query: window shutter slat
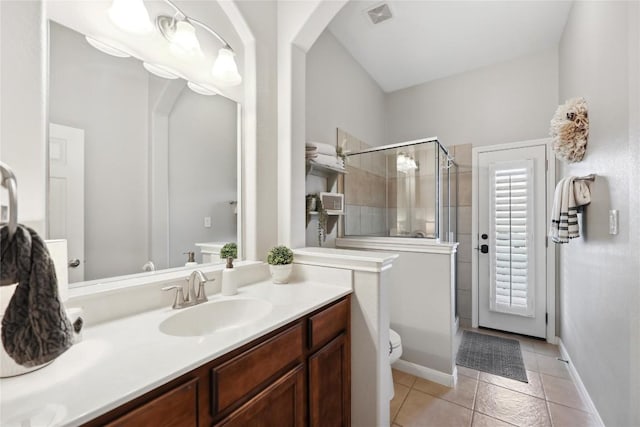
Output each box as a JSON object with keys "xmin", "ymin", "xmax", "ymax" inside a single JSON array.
[{"xmin": 489, "ymin": 161, "xmax": 535, "ymax": 317}]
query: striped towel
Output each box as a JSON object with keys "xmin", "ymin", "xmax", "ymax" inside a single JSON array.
[{"xmin": 549, "ymin": 178, "xmax": 580, "ymax": 243}]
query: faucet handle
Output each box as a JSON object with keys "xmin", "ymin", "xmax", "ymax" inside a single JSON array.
[
  {"xmin": 162, "ymin": 285, "xmax": 187, "ymax": 309},
  {"xmin": 195, "ymin": 277, "xmax": 215, "ymax": 303}
]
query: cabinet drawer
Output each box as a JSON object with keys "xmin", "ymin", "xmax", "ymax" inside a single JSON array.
[
  {"xmin": 212, "ymin": 324, "xmax": 303, "ymax": 414},
  {"xmin": 105, "ymin": 378, "xmax": 198, "ymax": 427},
  {"xmin": 215, "ymin": 365, "xmax": 305, "ymax": 427},
  {"xmin": 308, "ymin": 298, "xmax": 348, "ymax": 350}
]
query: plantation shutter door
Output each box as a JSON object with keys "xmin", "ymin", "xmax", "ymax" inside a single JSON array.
[{"xmin": 488, "ymin": 160, "xmax": 535, "ymax": 317}]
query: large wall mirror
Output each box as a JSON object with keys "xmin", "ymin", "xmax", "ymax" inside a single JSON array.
[{"xmin": 47, "ymin": 10, "xmax": 241, "ymax": 287}]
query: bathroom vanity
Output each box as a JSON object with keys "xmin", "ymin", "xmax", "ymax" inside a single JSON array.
[
  {"xmin": 86, "ymin": 296, "xmax": 350, "ymax": 426},
  {"xmin": 0, "ymin": 277, "xmax": 352, "ymax": 426}
]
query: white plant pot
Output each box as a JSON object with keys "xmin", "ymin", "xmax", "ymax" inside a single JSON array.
[{"xmin": 269, "ymin": 264, "xmax": 293, "ymax": 284}]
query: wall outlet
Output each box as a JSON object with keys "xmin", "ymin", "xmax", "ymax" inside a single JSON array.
[
  {"xmin": 204, "ymin": 216, "xmax": 212, "ymax": 228},
  {"xmin": 609, "ymin": 210, "xmax": 618, "ymax": 235}
]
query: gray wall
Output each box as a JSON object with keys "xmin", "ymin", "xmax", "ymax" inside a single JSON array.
[
  {"xmin": 385, "ymin": 48, "xmax": 559, "ymax": 147},
  {"xmin": 305, "ymin": 30, "xmax": 387, "ymax": 247},
  {"xmin": 558, "ymin": 2, "xmax": 640, "ymax": 425},
  {"xmin": 168, "ymin": 89, "xmax": 237, "ymax": 267},
  {"xmin": 49, "ymin": 22, "xmax": 149, "ymax": 280}
]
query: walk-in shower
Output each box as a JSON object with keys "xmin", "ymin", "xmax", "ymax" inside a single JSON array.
[{"xmin": 341, "ymin": 137, "xmax": 458, "ymax": 242}]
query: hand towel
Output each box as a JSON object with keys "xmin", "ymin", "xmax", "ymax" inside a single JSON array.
[
  {"xmin": 574, "ymin": 180, "xmax": 591, "ymax": 206},
  {"xmin": 0, "ymin": 225, "xmax": 73, "ymax": 367},
  {"xmin": 306, "ymin": 142, "xmax": 337, "ymax": 156},
  {"xmin": 549, "ymin": 177, "xmax": 580, "ymax": 243}
]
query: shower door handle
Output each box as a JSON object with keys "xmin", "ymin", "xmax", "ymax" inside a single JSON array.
[{"xmin": 480, "ymin": 245, "xmax": 489, "ymax": 254}]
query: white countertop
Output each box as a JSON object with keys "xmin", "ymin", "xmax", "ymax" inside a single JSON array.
[{"xmin": 0, "ymin": 279, "xmax": 351, "ymax": 426}]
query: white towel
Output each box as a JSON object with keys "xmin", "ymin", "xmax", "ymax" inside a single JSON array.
[
  {"xmin": 309, "ymin": 153, "xmax": 344, "ymax": 169},
  {"xmin": 549, "ymin": 177, "xmax": 580, "ymax": 243},
  {"xmin": 574, "ymin": 180, "xmax": 591, "ymax": 206},
  {"xmin": 306, "ymin": 142, "xmax": 336, "ymax": 156}
]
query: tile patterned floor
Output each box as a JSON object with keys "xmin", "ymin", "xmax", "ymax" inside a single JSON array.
[{"xmin": 390, "ymin": 329, "xmax": 600, "ymax": 427}]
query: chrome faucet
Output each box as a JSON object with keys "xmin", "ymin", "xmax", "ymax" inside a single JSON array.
[{"xmin": 162, "ymin": 270, "xmax": 214, "ymax": 309}]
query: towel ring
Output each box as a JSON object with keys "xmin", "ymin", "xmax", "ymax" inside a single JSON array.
[{"xmin": 0, "ymin": 161, "xmax": 18, "ymax": 240}]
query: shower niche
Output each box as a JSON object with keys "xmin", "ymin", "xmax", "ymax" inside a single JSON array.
[{"xmin": 341, "ymin": 137, "xmax": 458, "ymax": 242}]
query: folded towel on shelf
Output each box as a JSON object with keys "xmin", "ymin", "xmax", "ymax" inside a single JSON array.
[
  {"xmin": 306, "ymin": 141, "xmax": 337, "ymax": 156},
  {"xmin": 310, "ymin": 153, "xmax": 344, "ymax": 169},
  {"xmin": 0, "ymin": 225, "xmax": 73, "ymax": 367},
  {"xmin": 549, "ymin": 177, "xmax": 581, "ymax": 243}
]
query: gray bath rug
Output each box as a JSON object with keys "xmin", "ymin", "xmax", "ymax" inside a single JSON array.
[{"xmin": 456, "ymin": 330, "xmax": 528, "ymax": 383}]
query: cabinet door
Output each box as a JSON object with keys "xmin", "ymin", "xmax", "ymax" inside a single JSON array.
[
  {"xmin": 105, "ymin": 378, "xmax": 198, "ymax": 427},
  {"xmin": 308, "ymin": 334, "xmax": 350, "ymax": 427},
  {"xmin": 216, "ymin": 365, "xmax": 305, "ymax": 427}
]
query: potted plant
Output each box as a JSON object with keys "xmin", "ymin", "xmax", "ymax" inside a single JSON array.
[
  {"xmin": 316, "ymin": 198, "xmax": 328, "ymax": 247},
  {"xmin": 266, "ymin": 245, "xmax": 294, "ymax": 284},
  {"xmin": 220, "ymin": 242, "xmax": 237, "ymax": 264},
  {"xmin": 305, "ymin": 194, "xmax": 328, "ymax": 246}
]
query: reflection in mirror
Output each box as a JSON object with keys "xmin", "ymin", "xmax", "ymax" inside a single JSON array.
[{"xmin": 48, "ymin": 22, "xmax": 238, "ymax": 286}]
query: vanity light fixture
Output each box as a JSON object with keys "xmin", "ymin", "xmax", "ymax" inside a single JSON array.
[
  {"xmin": 397, "ymin": 153, "xmax": 418, "ymax": 173},
  {"xmin": 157, "ymin": 16, "xmax": 203, "ymax": 57},
  {"xmin": 156, "ymin": 0, "xmax": 242, "ymax": 86},
  {"xmin": 143, "ymin": 62, "xmax": 180, "ymax": 79},
  {"xmin": 211, "ymin": 47, "xmax": 242, "ymax": 86},
  {"xmin": 106, "ymin": 0, "xmax": 242, "ymax": 87},
  {"xmin": 108, "ymin": 0, "xmax": 153, "ymax": 35},
  {"xmin": 85, "ymin": 36, "xmax": 131, "ymax": 58},
  {"xmin": 187, "ymin": 81, "xmax": 219, "ymax": 96}
]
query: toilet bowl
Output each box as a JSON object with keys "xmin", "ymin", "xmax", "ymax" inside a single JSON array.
[{"xmin": 388, "ymin": 328, "xmax": 403, "ymax": 399}]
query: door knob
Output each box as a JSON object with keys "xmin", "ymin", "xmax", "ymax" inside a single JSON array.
[
  {"xmin": 68, "ymin": 259, "xmax": 81, "ymax": 268},
  {"xmin": 480, "ymin": 245, "xmax": 489, "ymax": 254}
]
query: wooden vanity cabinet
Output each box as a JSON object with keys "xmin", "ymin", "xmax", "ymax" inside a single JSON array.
[{"xmin": 85, "ymin": 295, "xmax": 350, "ymax": 427}]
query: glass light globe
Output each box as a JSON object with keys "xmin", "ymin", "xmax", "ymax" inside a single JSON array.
[
  {"xmin": 108, "ymin": 0, "xmax": 153, "ymax": 35},
  {"xmin": 211, "ymin": 48, "xmax": 242, "ymax": 86}
]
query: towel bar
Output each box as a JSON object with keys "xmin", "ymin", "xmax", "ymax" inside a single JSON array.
[
  {"xmin": 574, "ymin": 174, "xmax": 596, "ymax": 182},
  {"xmin": 0, "ymin": 161, "xmax": 18, "ymax": 240}
]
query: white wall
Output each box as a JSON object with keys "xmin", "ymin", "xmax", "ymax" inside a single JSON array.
[
  {"xmin": 558, "ymin": 2, "xmax": 640, "ymax": 426},
  {"xmin": 49, "ymin": 23, "xmax": 149, "ymax": 280},
  {"xmin": 0, "ymin": 0, "xmax": 46, "ymax": 233},
  {"xmin": 306, "ymin": 30, "xmax": 386, "ymax": 150},
  {"xmin": 305, "ymin": 30, "xmax": 386, "ymax": 247},
  {"xmin": 386, "ymin": 48, "xmax": 559, "ymax": 148},
  {"xmin": 235, "ymin": 0, "xmax": 278, "ymax": 259},
  {"xmin": 168, "ymin": 89, "xmax": 237, "ymax": 267}
]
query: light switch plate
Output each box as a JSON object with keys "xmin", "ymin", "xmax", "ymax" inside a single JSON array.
[
  {"xmin": 204, "ymin": 216, "xmax": 212, "ymax": 228},
  {"xmin": 609, "ymin": 210, "xmax": 618, "ymax": 235}
]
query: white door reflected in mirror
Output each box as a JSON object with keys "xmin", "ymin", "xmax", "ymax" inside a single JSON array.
[{"xmin": 49, "ymin": 123, "xmax": 85, "ymax": 283}]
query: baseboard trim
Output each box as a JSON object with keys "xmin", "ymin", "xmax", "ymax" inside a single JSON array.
[
  {"xmin": 392, "ymin": 359, "xmax": 455, "ymax": 387},
  {"xmin": 558, "ymin": 339, "xmax": 605, "ymax": 427}
]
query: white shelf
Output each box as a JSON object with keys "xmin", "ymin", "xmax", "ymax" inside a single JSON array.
[{"xmin": 306, "ymin": 161, "xmax": 345, "ymax": 177}]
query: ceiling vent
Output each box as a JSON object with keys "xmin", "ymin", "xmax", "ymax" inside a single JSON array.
[{"xmin": 366, "ymin": 3, "xmax": 393, "ymax": 25}]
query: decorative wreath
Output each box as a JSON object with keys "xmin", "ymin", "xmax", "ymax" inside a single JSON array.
[{"xmin": 549, "ymin": 97, "xmax": 589, "ymax": 163}]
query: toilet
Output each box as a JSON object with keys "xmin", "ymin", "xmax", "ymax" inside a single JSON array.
[{"xmin": 388, "ymin": 328, "xmax": 403, "ymax": 399}]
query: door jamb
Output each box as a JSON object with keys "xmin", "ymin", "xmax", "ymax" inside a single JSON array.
[{"xmin": 471, "ymin": 138, "xmax": 557, "ymax": 343}]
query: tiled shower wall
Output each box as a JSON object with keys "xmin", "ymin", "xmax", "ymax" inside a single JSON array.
[
  {"xmin": 451, "ymin": 144, "xmax": 472, "ymax": 327},
  {"xmin": 341, "ymin": 129, "xmax": 387, "ymax": 236}
]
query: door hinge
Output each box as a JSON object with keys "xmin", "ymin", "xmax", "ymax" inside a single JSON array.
[
  {"xmin": 545, "ymin": 236, "xmax": 548, "ymax": 247},
  {"xmin": 546, "ymin": 159, "xmax": 549, "ymax": 171},
  {"xmin": 545, "ymin": 313, "xmax": 548, "ymax": 324}
]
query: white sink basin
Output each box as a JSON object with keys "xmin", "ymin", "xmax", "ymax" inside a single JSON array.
[{"xmin": 159, "ymin": 298, "xmax": 273, "ymax": 337}]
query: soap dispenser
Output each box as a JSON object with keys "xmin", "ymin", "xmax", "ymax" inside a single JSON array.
[
  {"xmin": 184, "ymin": 251, "xmax": 197, "ymax": 267},
  {"xmin": 221, "ymin": 257, "xmax": 238, "ymax": 296}
]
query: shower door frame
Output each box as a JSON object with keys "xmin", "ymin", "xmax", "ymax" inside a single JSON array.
[{"xmin": 338, "ymin": 137, "xmax": 454, "ymax": 241}]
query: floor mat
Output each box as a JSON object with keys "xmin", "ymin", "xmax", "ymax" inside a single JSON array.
[{"xmin": 456, "ymin": 330, "xmax": 528, "ymax": 383}]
